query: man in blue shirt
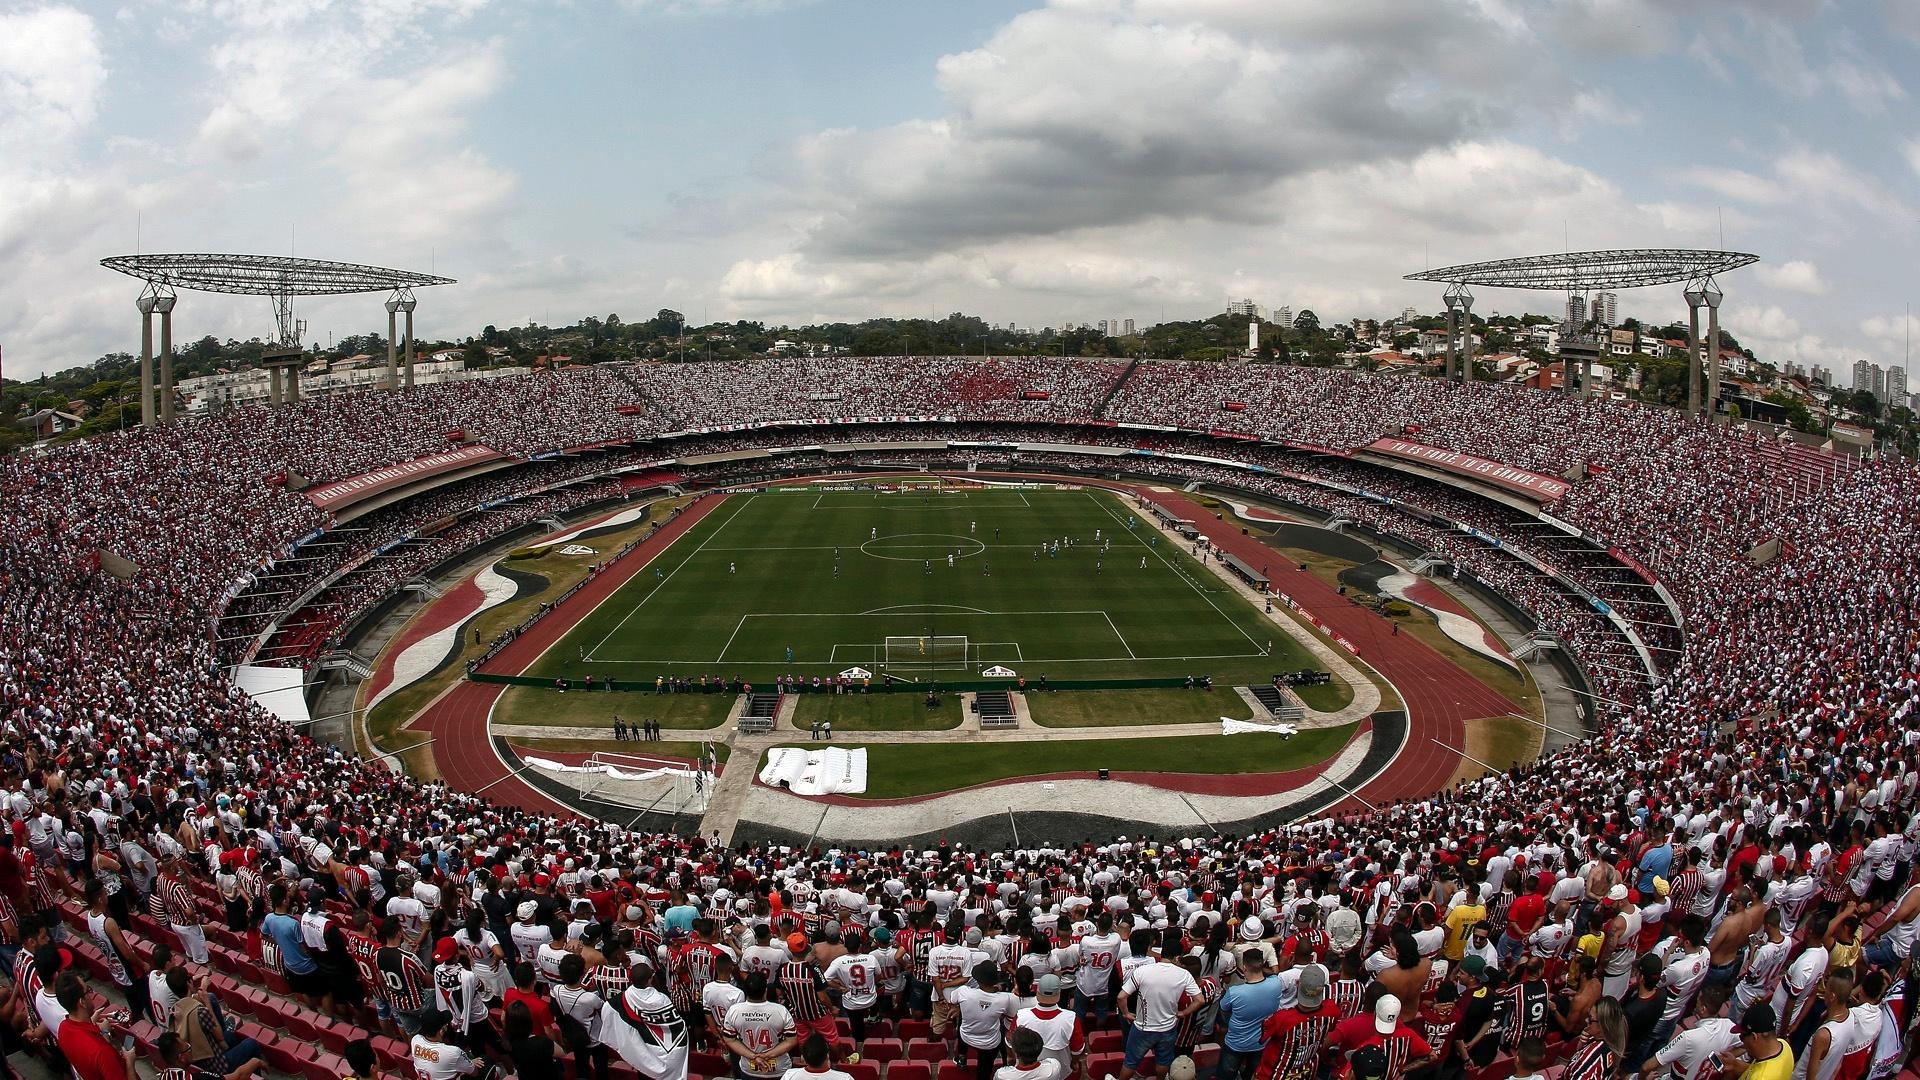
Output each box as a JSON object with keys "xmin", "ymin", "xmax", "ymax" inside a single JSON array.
[
  {"xmin": 1215, "ymin": 950, "xmax": 1283, "ymax": 1080},
  {"xmin": 260, "ymin": 883, "xmax": 326, "ymax": 1004},
  {"xmin": 1637, "ymin": 830, "xmax": 1676, "ymax": 895}
]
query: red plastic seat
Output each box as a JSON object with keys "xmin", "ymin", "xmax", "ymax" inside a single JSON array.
[
  {"xmin": 373, "ymin": 1036, "xmax": 411, "ymax": 1071},
  {"xmin": 906, "ymin": 1041, "xmax": 949, "ymax": 1063},
  {"xmin": 864, "ymin": 1039, "xmax": 905, "ymax": 1063},
  {"xmin": 886, "ymin": 1062, "xmax": 932, "ymax": 1080},
  {"xmin": 847, "ymin": 1064, "xmax": 880, "ymax": 1080},
  {"xmin": 934, "ymin": 1061, "xmax": 970, "ymax": 1080},
  {"xmin": 305, "ymin": 1055, "xmax": 350, "ymax": 1080},
  {"xmin": 688, "ymin": 1051, "xmax": 730, "ymax": 1079},
  {"xmin": 896, "ymin": 1020, "xmax": 932, "ymax": 1041},
  {"xmin": 1089, "ymin": 1030, "xmax": 1123, "ymax": 1054}
]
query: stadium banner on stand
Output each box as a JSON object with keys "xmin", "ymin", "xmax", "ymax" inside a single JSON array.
[
  {"xmin": 758, "ymin": 747, "xmax": 868, "ymax": 796},
  {"xmin": 233, "ymin": 665, "xmax": 311, "ymax": 727},
  {"xmin": 1363, "ymin": 438, "xmax": 1572, "ymax": 502},
  {"xmin": 1535, "ymin": 510, "xmax": 1580, "ymax": 535},
  {"xmin": 305, "ymin": 444, "xmax": 503, "ymax": 510}
]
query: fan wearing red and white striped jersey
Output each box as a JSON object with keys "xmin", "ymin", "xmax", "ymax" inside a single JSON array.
[{"xmin": 775, "ymin": 936, "xmax": 837, "ymax": 1043}]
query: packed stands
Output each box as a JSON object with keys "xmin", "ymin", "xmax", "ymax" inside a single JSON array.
[{"xmin": 1, "ymin": 358, "xmax": 1916, "ymax": 1080}]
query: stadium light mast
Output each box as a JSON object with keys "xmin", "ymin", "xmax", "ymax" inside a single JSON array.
[
  {"xmin": 101, "ymin": 253, "xmax": 454, "ymax": 424},
  {"xmin": 1408, "ymin": 248, "xmax": 1756, "ymax": 413}
]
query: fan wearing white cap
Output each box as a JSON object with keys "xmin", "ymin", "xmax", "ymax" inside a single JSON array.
[{"xmin": 1323, "ymin": 994, "xmax": 1435, "ymax": 1080}]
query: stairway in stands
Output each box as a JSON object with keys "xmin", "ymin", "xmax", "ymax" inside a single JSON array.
[
  {"xmin": 610, "ymin": 363, "xmax": 680, "ymax": 427},
  {"xmin": 1092, "ymin": 357, "xmax": 1141, "ymax": 419}
]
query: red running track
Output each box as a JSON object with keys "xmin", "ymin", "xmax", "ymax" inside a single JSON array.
[
  {"xmin": 411, "ymin": 495, "xmax": 730, "ymax": 817},
  {"xmin": 361, "ymin": 575, "xmax": 487, "ymax": 705},
  {"xmin": 1144, "ymin": 489, "xmax": 1522, "ymax": 811}
]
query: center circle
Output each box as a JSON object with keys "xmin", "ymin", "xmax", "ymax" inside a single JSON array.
[{"xmin": 860, "ymin": 533, "xmax": 987, "ymax": 562}]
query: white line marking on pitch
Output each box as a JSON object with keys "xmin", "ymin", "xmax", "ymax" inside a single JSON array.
[
  {"xmin": 587, "ymin": 494, "xmax": 755, "ymax": 658},
  {"xmin": 1086, "ymin": 491, "xmax": 1265, "ymax": 651},
  {"xmin": 1100, "ymin": 610, "xmax": 1139, "ymax": 659}
]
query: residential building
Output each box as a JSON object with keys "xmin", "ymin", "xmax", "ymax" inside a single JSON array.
[
  {"xmin": 1854, "ymin": 358, "xmax": 1878, "ymax": 395},
  {"xmin": 1273, "ymin": 306, "xmax": 1293, "ymax": 329},
  {"xmin": 1888, "ymin": 367, "xmax": 1908, "ymax": 406},
  {"xmin": 1123, "ymin": 319, "xmax": 1135, "ymax": 336},
  {"xmin": 1592, "ymin": 291, "xmax": 1618, "ymax": 328},
  {"xmin": 1226, "ymin": 298, "xmax": 1261, "ymax": 318},
  {"xmin": 1565, "ymin": 294, "xmax": 1586, "ymax": 328}
]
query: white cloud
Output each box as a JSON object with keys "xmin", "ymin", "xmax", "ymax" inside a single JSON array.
[
  {"xmin": 1861, "ymin": 313, "xmax": 1920, "ymax": 344},
  {"xmin": 1677, "ymin": 167, "xmax": 1784, "ymax": 205},
  {"xmin": 1755, "ymin": 260, "xmax": 1827, "ymax": 294},
  {"xmin": 1905, "ymin": 140, "xmax": 1920, "ymax": 180},
  {"xmin": 0, "ymin": 6, "xmax": 105, "ymax": 155},
  {"xmin": 754, "ymin": 0, "xmax": 1563, "ymax": 268}
]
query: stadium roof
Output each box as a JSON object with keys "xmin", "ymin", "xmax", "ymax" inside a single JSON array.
[
  {"xmin": 99, "ymin": 253, "xmax": 454, "ymax": 295},
  {"xmin": 1405, "ymin": 248, "xmax": 1758, "ymax": 290}
]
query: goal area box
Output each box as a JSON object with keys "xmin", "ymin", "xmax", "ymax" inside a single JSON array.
[{"xmin": 885, "ymin": 635, "xmax": 969, "ymax": 670}]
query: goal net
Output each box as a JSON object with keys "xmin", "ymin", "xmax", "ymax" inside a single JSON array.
[{"xmin": 884, "ymin": 635, "xmax": 970, "ymax": 670}]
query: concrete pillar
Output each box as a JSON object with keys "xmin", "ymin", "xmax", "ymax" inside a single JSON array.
[
  {"xmin": 1683, "ymin": 284, "xmax": 1704, "ymax": 416},
  {"xmin": 402, "ymin": 301, "xmax": 417, "ymax": 389},
  {"xmin": 136, "ymin": 295, "xmax": 157, "ymax": 427},
  {"xmin": 287, "ymin": 366, "xmax": 301, "ymax": 403},
  {"xmin": 155, "ymin": 296, "xmax": 177, "ymax": 424},
  {"xmin": 385, "ymin": 302, "xmax": 400, "ymax": 390},
  {"xmin": 1581, "ymin": 352, "xmax": 1593, "ymax": 400},
  {"xmin": 1704, "ymin": 281, "xmax": 1724, "ymax": 419},
  {"xmin": 1441, "ymin": 292, "xmax": 1457, "ymax": 380},
  {"xmin": 269, "ymin": 367, "xmax": 282, "ymax": 406},
  {"xmin": 1459, "ymin": 296, "xmax": 1475, "ymax": 384}
]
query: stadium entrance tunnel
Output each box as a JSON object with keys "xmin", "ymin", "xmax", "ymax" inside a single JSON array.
[{"xmin": 859, "ymin": 533, "xmax": 986, "ymax": 562}]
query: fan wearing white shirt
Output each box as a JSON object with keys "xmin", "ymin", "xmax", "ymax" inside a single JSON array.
[{"xmin": 1638, "ymin": 983, "xmax": 1738, "ymax": 1080}]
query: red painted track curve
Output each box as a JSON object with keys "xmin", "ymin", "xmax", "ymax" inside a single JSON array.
[
  {"xmin": 1141, "ymin": 488, "xmax": 1522, "ymax": 811},
  {"xmin": 411, "ymin": 495, "xmax": 728, "ymax": 816}
]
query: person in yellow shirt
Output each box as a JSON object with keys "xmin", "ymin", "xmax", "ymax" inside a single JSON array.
[
  {"xmin": 1732, "ymin": 1002, "xmax": 1794, "ymax": 1080},
  {"xmin": 1443, "ymin": 883, "xmax": 1489, "ymax": 962}
]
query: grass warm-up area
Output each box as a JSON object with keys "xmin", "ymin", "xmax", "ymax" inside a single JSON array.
[
  {"xmin": 1026, "ymin": 688, "xmax": 1251, "ymax": 727},
  {"xmin": 822, "ymin": 724, "xmax": 1360, "ymax": 800},
  {"xmin": 494, "ymin": 685, "xmax": 734, "ymax": 730},
  {"xmin": 531, "ymin": 485, "xmax": 1333, "ymax": 686},
  {"xmin": 790, "ymin": 693, "xmax": 964, "ymax": 731},
  {"xmin": 516, "ymin": 738, "xmax": 731, "ymax": 764}
]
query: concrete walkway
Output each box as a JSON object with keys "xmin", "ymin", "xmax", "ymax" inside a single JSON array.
[{"xmin": 728, "ymin": 727, "xmax": 1377, "ymax": 846}]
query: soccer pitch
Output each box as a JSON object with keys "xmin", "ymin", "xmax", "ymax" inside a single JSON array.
[{"xmin": 526, "ymin": 486, "xmax": 1323, "ymax": 683}]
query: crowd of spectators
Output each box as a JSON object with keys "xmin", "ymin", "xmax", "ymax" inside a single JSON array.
[{"xmin": 0, "ymin": 360, "xmax": 1915, "ymax": 1080}]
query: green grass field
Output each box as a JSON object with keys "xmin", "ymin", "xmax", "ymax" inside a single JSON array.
[
  {"xmin": 833, "ymin": 724, "xmax": 1360, "ymax": 799},
  {"xmin": 527, "ymin": 485, "xmax": 1331, "ymax": 687}
]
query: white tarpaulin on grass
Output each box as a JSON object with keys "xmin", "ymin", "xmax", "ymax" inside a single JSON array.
[
  {"xmin": 525, "ymin": 757, "xmax": 698, "ymax": 782},
  {"xmin": 759, "ymin": 747, "xmax": 868, "ymax": 795},
  {"xmin": 234, "ymin": 665, "xmax": 311, "ymax": 727},
  {"xmin": 1222, "ymin": 717, "xmax": 1297, "ymax": 738}
]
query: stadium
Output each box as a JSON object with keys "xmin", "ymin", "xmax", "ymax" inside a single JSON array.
[{"xmin": 5, "ymin": 343, "xmax": 1915, "ymax": 1076}]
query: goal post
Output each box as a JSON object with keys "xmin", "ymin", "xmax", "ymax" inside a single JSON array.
[{"xmin": 884, "ymin": 634, "xmax": 969, "ymax": 670}]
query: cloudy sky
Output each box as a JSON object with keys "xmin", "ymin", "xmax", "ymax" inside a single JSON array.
[{"xmin": 2, "ymin": 0, "xmax": 1917, "ymax": 383}]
